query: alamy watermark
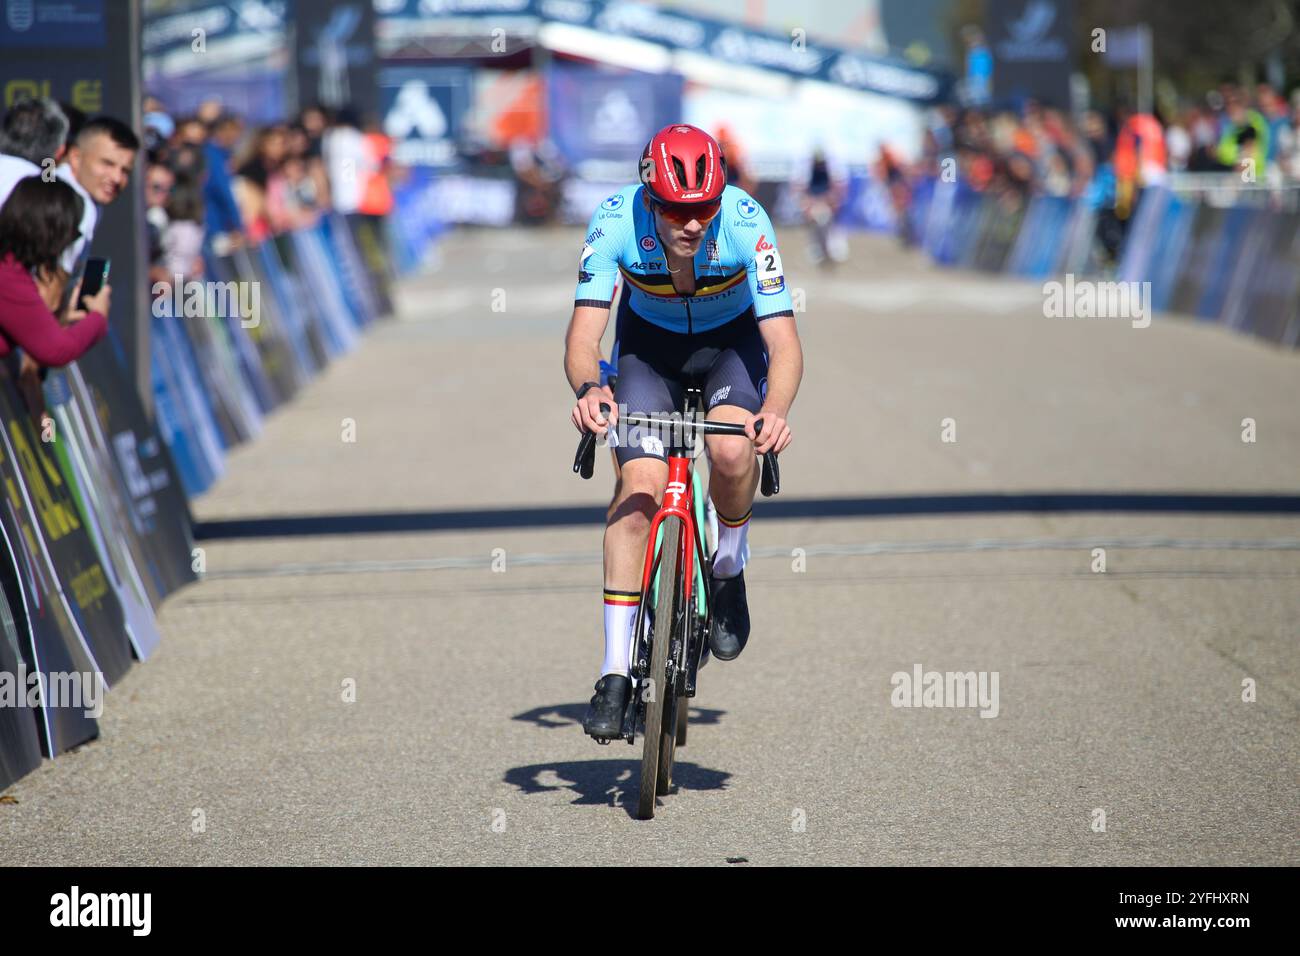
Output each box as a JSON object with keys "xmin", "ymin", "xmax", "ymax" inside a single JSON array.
[
  {"xmin": 602, "ymin": 403, "xmax": 709, "ymax": 459},
  {"xmin": 1043, "ymin": 274, "xmax": 1151, "ymax": 328},
  {"xmin": 890, "ymin": 664, "xmax": 1000, "ymax": 718},
  {"xmin": 0, "ymin": 664, "xmax": 104, "ymax": 718},
  {"xmin": 151, "ymin": 275, "xmax": 260, "ymax": 327},
  {"xmin": 50, "ymin": 886, "xmax": 151, "ymax": 936}
]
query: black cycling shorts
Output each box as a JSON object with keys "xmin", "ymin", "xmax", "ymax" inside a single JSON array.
[{"xmin": 610, "ymin": 297, "xmax": 768, "ymax": 467}]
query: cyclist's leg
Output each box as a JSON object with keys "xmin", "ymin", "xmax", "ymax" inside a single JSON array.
[
  {"xmin": 598, "ymin": 347, "xmax": 678, "ymax": 678},
  {"xmin": 602, "ymin": 286, "xmax": 627, "ymax": 516},
  {"xmin": 700, "ymin": 315, "xmax": 766, "ymax": 577}
]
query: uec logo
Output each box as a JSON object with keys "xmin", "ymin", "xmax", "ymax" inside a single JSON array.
[{"xmin": 736, "ymin": 198, "xmax": 758, "ymax": 219}]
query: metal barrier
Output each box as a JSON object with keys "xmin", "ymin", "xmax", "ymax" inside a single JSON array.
[
  {"xmin": 909, "ymin": 176, "xmax": 1300, "ymax": 349},
  {"xmin": 0, "ymin": 215, "xmax": 393, "ymax": 792}
]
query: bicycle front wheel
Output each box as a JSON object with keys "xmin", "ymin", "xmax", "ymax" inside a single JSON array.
[{"xmin": 637, "ymin": 516, "xmax": 682, "ymax": 820}]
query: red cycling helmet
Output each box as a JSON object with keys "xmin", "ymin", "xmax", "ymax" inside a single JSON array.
[{"xmin": 640, "ymin": 124, "xmax": 726, "ymax": 207}]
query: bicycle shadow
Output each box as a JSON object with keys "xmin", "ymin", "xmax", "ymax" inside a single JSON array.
[
  {"xmin": 512, "ymin": 703, "xmax": 728, "ymax": 731},
  {"xmin": 503, "ymin": 759, "xmax": 731, "ymax": 816}
]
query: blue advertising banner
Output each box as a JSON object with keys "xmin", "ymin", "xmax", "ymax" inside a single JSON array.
[
  {"xmin": 295, "ymin": 0, "xmax": 378, "ymax": 115},
  {"xmin": 986, "ymin": 0, "xmax": 1075, "ymax": 109},
  {"xmin": 0, "ymin": 0, "xmax": 105, "ymax": 47},
  {"xmin": 379, "ymin": 65, "xmax": 472, "ymax": 169},
  {"xmin": 547, "ymin": 60, "xmax": 682, "ymax": 167},
  {"xmin": 837, "ymin": 173, "xmax": 898, "ymax": 233}
]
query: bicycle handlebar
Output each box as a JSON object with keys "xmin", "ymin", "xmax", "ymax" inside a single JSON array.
[{"xmin": 572, "ymin": 405, "xmax": 781, "ymax": 496}]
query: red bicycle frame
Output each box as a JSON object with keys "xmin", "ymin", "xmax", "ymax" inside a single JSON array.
[{"xmin": 637, "ymin": 453, "xmax": 696, "ymax": 615}]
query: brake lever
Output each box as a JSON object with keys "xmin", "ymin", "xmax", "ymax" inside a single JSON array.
[
  {"xmin": 761, "ymin": 450, "xmax": 780, "ymax": 497},
  {"xmin": 572, "ymin": 403, "xmax": 611, "ymax": 479},
  {"xmin": 753, "ymin": 416, "xmax": 780, "ymax": 497}
]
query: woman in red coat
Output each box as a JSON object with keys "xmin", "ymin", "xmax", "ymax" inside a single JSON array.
[{"xmin": 0, "ymin": 176, "xmax": 110, "ymax": 367}]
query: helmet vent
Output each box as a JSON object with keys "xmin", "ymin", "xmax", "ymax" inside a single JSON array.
[{"xmin": 671, "ymin": 156, "xmax": 688, "ymax": 188}]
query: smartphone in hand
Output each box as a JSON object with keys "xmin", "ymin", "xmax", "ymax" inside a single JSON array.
[{"xmin": 78, "ymin": 258, "xmax": 110, "ymax": 309}]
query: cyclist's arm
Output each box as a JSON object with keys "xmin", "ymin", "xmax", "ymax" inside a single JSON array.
[
  {"xmin": 739, "ymin": 202, "xmax": 801, "ymax": 432},
  {"xmin": 565, "ymin": 202, "xmax": 625, "ymax": 395},
  {"xmin": 564, "ymin": 304, "xmax": 611, "ymax": 395},
  {"xmin": 757, "ymin": 315, "xmax": 802, "ymax": 418}
]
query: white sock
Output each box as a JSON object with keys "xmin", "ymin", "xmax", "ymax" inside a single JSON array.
[
  {"xmin": 601, "ymin": 589, "xmax": 640, "ymax": 677},
  {"xmin": 712, "ymin": 507, "xmax": 751, "ymax": 578}
]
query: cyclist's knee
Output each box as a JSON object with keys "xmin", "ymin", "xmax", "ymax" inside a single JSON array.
[
  {"xmin": 610, "ymin": 459, "xmax": 665, "ymax": 516},
  {"xmin": 706, "ymin": 435, "xmax": 754, "ymax": 479}
]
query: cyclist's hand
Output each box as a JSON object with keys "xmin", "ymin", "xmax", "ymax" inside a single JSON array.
[
  {"xmin": 572, "ymin": 385, "xmax": 617, "ymax": 434},
  {"xmin": 747, "ymin": 409, "xmax": 791, "ymax": 455}
]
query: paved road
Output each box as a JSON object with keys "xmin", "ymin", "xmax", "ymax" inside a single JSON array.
[{"xmin": 2, "ymin": 228, "xmax": 1297, "ymax": 865}]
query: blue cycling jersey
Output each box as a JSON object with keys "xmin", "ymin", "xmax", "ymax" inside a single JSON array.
[{"xmin": 575, "ymin": 183, "xmax": 795, "ymax": 334}]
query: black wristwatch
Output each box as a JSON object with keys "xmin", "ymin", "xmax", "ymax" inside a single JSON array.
[{"xmin": 575, "ymin": 381, "xmax": 600, "ymax": 400}]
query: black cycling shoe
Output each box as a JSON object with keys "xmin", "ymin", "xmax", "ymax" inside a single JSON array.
[
  {"xmin": 582, "ymin": 674, "xmax": 631, "ymax": 739},
  {"xmin": 708, "ymin": 570, "xmax": 750, "ymax": 661}
]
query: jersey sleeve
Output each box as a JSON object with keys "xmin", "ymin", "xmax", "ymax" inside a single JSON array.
[
  {"xmin": 744, "ymin": 203, "xmax": 794, "ymax": 320},
  {"xmin": 573, "ymin": 197, "xmax": 629, "ymax": 308}
]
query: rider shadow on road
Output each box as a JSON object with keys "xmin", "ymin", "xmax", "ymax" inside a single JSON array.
[
  {"xmin": 512, "ymin": 703, "xmax": 727, "ymax": 731},
  {"xmin": 504, "ymin": 760, "xmax": 731, "ymax": 816}
]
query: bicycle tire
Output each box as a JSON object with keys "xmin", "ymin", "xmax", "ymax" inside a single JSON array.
[{"xmin": 637, "ymin": 516, "xmax": 682, "ymax": 819}]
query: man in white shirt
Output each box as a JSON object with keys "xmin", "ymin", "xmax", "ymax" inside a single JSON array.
[
  {"xmin": 0, "ymin": 97, "xmax": 69, "ymax": 208},
  {"xmin": 56, "ymin": 115, "xmax": 140, "ymax": 278},
  {"xmin": 323, "ymin": 109, "xmax": 367, "ymax": 214}
]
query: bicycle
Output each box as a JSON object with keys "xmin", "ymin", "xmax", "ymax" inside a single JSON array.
[{"xmin": 573, "ymin": 385, "xmax": 780, "ymax": 819}]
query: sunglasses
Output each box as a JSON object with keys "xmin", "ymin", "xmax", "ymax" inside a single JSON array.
[{"xmin": 650, "ymin": 196, "xmax": 722, "ymax": 226}]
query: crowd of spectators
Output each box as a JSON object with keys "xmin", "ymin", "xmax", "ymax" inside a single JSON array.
[
  {"xmin": 0, "ymin": 94, "xmax": 397, "ymax": 392},
  {"xmin": 141, "ymin": 98, "xmax": 395, "ymax": 277},
  {"xmin": 880, "ymin": 81, "xmax": 1300, "ymax": 264}
]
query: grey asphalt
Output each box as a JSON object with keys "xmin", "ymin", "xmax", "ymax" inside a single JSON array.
[{"xmin": 1, "ymin": 227, "xmax": 1297, "ymax": 865}]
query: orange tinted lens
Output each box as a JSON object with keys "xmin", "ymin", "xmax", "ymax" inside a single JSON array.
[{"xmin": 658, "ymin": 200, "xmax": 721, "ymax": 224}]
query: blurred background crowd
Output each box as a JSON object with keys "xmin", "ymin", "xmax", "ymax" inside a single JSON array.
[{"xmin": 1, "ymin": 0, "xmax": 1298, "ymax": 343}]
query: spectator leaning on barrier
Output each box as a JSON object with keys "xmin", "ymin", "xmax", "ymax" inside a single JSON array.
[
  {"xmin": 201, "ymin": 113, "xmax": 247, "ymax": 254},
  {"xmin": 358, "ymin": 116, "xmax": 395, "ymax": 219},
  {"xmin": 1216, "ymin": 87, "xmax": 1269, "ymax": 170},
  {"xmin": 324, "ymin": 108, "xmax": 368, "ymax": 215},
  {"xmin": 145, "ymin": 160, "xmax": 175, "ymax": 285},
  {"xmin": 234, "ymin": 123, "xmax": 289, "ymax": 242},
  {"xmin": 162, "ymin": 173, "xmax": 206, "ymax": 280},
  {"xmin": 57, "ymin": 116, "xmax": 140, "ymax": 279},
  {"xmin": 0, "ymin": 177, "xmax": 110, "ymax": 368},
  {"xmin": 0, "ymin": 98, "xmax": 69, "ymax": 206}
]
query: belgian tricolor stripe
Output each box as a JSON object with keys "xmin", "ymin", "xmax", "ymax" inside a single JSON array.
[
  {"xmin": 604, "ymin": 589, "xmax": 641, "ymax": 606},
  {"xmin": 618, "ymin": 265, "xmax": 746, "ymax": 298},
  {"xmin": 717, "ymin": 508, "xmax": 752, "ymax": 528}
]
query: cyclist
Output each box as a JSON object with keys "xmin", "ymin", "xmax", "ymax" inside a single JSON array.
[{"xmin": 564, "ymin": 124, "xmax": 803, "ymax": 739}]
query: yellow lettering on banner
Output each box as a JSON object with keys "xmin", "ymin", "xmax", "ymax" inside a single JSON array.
[
  {"xmin": 3, "ymin": 79, "xmax": 99, "ymax": 112},
  {"xmin": 71, "ymin": 80, "xmax": 102, "ymax": 114},
  {"xmin": 3, "ymin": 475, "xmax": 22, "ymax": 515},
  {"xmin": 9, "ymin": 421, "xmax": 79, "ymax": 541},
  {"xmin": 5, "ymin": 80, "xmax": 51, "ymax": 107},
  {"xmin": 70, "ymin": 565, "xmax": 108, "ymax": 610}
]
